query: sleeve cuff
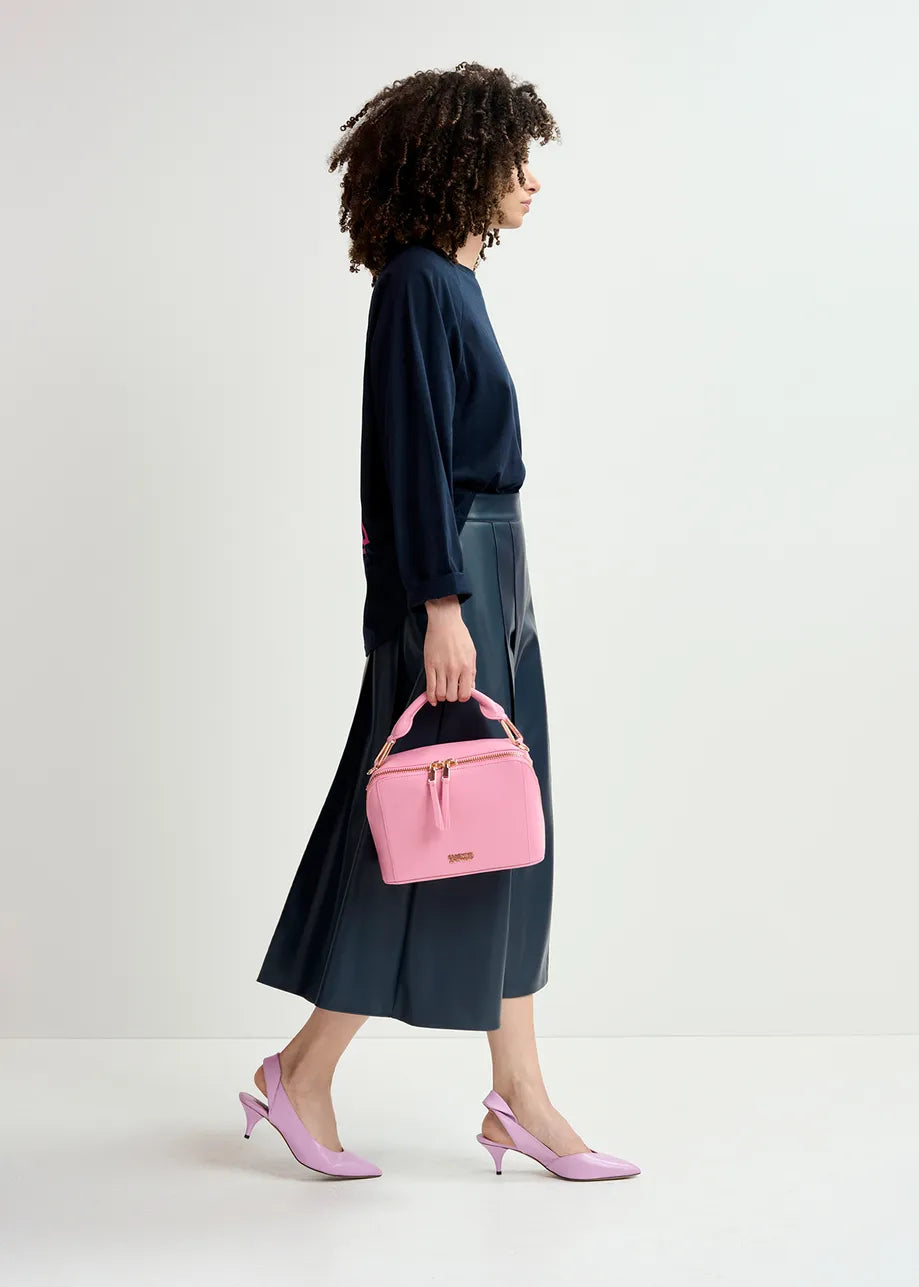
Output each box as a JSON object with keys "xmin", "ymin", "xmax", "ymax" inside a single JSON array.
[{"xmin": 407, "ymin": 571, "xmax": 473, "ymax": 610}]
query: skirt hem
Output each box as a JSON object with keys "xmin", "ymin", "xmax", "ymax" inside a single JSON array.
[{"xmin": 255, "ymin": 970, "xmax": 550, "ymax": 1033}]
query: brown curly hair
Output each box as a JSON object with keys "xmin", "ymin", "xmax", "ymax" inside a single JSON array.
[{"xmin": 327, "ymin": 61, "xmax": 561, "ymax": 281}]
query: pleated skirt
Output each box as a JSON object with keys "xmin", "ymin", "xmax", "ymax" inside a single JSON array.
[{"xmin": 255, "ymin": 490, "xmax": 554, "ymax": 1031}]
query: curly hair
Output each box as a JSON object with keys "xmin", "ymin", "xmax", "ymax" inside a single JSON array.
[{"xmin": 327, "ymin": 61, "xmax": 561, "ymax": 281}]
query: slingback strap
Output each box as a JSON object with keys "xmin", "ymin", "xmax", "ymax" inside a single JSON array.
[
  {"xmin": 482, "ymin": 1089, "xmax": 560, "ymax": 1168},
  {"xmin": 263, "ymin": 1052, "xmax": 282, "ymax": 1112}
]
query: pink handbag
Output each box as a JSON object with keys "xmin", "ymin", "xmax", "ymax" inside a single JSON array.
[{"xmin": 365, "ymin": 687, "xmax": 546, "ymax": 885}]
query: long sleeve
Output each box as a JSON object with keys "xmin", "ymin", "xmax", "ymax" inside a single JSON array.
[{"xmin": 367, "ymin": 265, "xmax": 472, "ymax": 610}]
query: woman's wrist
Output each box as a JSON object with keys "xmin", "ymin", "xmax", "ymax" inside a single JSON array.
[{"xmin": 425, "ymin": 594, "xmax": 461, "ymax": 615}]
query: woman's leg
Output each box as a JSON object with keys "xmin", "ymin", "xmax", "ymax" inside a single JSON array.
[
  {"xmin": 254, "ymin": 1006, "xmax": 369, "ymax": 1152},
  {"xmin": 482, "ymin": 994, "xmax": 590, "ymax": 1156}
]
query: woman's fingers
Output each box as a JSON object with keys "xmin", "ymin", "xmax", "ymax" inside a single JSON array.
[
  {"xmin": 425, "ymin": 661, "xmax": 476, "ymax": 704},
  {"xmin": 457, "ymin": 666, "xmax": 475, "ymax": 702},
  {"xmin": 423, "ymin": 601, "xmax": 476, "ymax": 704}
]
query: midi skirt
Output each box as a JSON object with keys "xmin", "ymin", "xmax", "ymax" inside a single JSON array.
[{"xmin": 255, "ymin": 491, "xmax": 554, "ymax": 1031}]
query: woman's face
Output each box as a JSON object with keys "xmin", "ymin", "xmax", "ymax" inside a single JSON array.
[{"xmin": 494, "ymin": 156, "xmax": 540, "ymax": 229}]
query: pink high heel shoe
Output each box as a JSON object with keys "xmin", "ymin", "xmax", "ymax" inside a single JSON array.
[
  {"xmin": 476, "ymin": 1089, "xmax": 641, "ymax": 1181},
  {"xmin": 238, "ymin": 1052, "xmax": 382, "ymax": 1179}
]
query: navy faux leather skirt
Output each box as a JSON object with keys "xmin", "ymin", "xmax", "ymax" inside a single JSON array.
[{"xmin": 255, "ymin": 491, "xmax": 554, "ymax": 1031}]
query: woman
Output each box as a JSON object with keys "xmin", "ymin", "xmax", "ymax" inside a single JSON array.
[{"xmin": 240, "ymin": 62, "xmax": 640, "ymax": 1183}]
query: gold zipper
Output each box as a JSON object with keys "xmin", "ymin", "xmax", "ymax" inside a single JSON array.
[{"xmin": 366, "ymin": 746, "xmax": 530, "ymax": 786}]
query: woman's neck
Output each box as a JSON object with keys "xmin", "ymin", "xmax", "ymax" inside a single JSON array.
[{"xmin": 454, "ymin": 231, "xmax": 485, "ymax": 272}]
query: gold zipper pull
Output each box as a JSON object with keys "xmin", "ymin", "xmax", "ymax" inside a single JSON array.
[{"xmin": 442, "ymin": 758, "xmax": 457, "ymax": 780}]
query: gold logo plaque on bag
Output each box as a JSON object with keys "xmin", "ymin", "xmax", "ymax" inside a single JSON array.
[{"xmin": 448, "ymin": 851, "xmax": 475, "ymax": 863}]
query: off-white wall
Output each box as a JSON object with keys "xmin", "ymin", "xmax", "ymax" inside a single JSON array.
[{"xmin": 1, "ymin": 1, "xmax": 916, "ymax": 1038}]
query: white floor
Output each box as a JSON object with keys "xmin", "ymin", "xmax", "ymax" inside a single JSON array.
[{"xmin": 1, "ymin": 1036, "xmax": 916, "ymax": 1286}]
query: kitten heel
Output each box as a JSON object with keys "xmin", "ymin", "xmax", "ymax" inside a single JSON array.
[
  {"xmin": 239, "ymin": 1090, "xmax": 268, "ymax": 1139},
  {"xmin": 476, "ymin": 1133, "xmax": 510, "ymax": 1174}
]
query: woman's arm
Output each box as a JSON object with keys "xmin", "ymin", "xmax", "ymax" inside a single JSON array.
[{"xmin": 368, "ymin": 265, "xmax": 476, "ymax": 703}]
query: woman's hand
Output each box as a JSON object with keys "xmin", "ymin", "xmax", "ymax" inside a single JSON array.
[{"xmin": 423, "ymin": 596, "xmax": 476, "ymax": 704}]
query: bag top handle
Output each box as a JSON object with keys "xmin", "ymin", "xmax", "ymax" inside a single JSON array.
[
  {"xmin": 368, "ymin": 687, "xmax": 525, "ymax": 774},
  {"xmin": 391, "ymin": 687, "xmax": 505, "ymax": 740}
]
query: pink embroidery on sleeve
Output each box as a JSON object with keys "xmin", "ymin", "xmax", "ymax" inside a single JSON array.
[{"xmin": 361, "ymin": 521, "xmax": 369, "ymax": 549}]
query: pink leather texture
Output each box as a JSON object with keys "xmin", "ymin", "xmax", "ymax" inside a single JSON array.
[
  {"xmin": 238, "ymin": 1053, "xmax": 382, "ymax": 1178},
  {"xmin": 366, "ymin": 688, "xmax": 545, "ymax": 885},
  {"xmin": 478, "ymin": 1089, "xmax": 641, "ymax": 1180},
  {"xmin": 390, "ymin": 687, "xmax": 507, "ymax": 740}
]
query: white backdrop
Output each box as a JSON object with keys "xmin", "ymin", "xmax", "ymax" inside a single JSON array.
[{"xmin": 1, "ymin": 0, "xmax": 916, "ymax": 1038}]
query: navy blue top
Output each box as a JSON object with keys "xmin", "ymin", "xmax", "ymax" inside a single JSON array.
[{"xmin": 359, "ymin": 243, "xmax": 526, "ymax": 655}]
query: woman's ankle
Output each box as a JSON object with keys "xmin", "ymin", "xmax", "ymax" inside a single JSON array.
[
  {"xmin": 492, "ymin": 1072, "xmax": 549, "ymax": 1103},
  {"xmin": 279, "ymin": 1048, "xmax": 335, "ymax": 1094}
]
